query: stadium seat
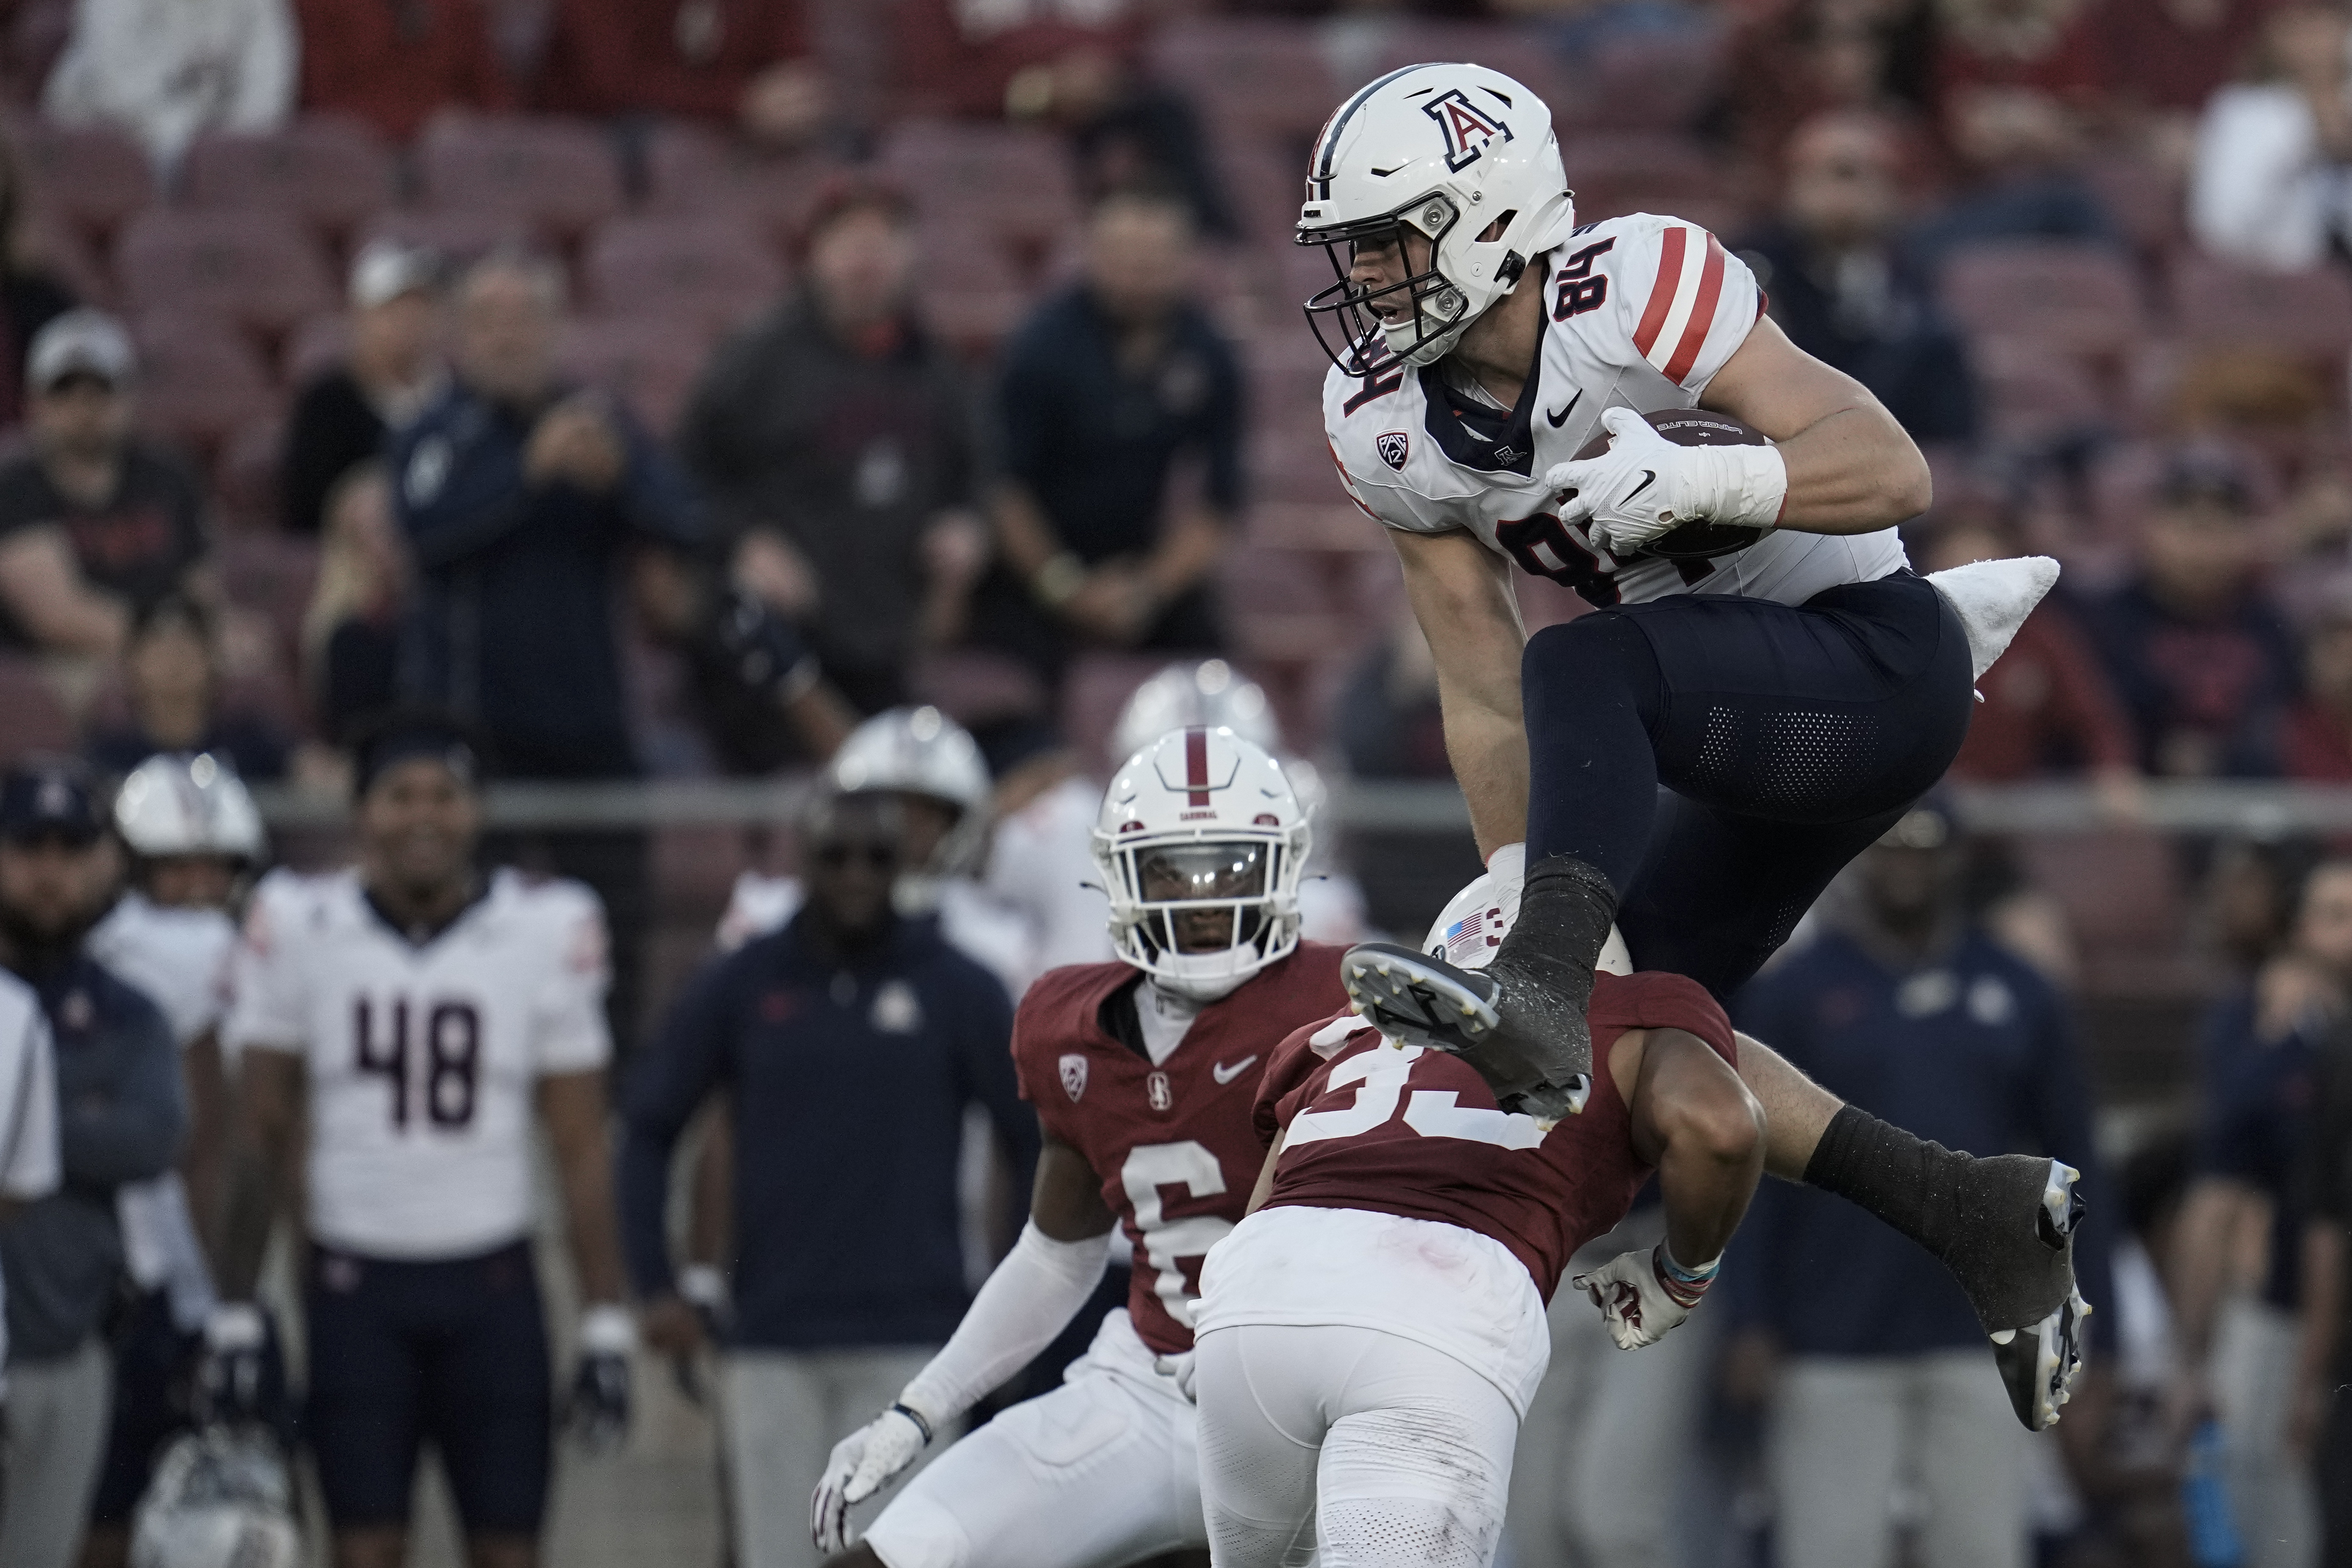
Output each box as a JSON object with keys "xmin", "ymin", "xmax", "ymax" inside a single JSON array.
[
  {"xmin": 1147, "ymin": 18, "xmax": 1339, "ymax": 141},
  {"xmin": 181, "ymin": 119, "xmax": 397, "ymax": 241},
  {"xmin": 129, "ymin": 320, "xmax": 278, "ymax": 458},
  {"xmin": 281, "ymin": 313, "xmax": 352, "ymax": 388},
  {"xmin": 1969, "ymin": 337, "xmax": 2110, "ymax": 446},
  {"xmin": 1939, "ymin": 241, "xmax": 2145, "ymax": 358},
  {"xmin": 582, "ymin": 217, "xmax": 784, "ymax": 337},
  {"xmin": 217, "ymin": 531, "xmax": 320, "ymax": 661},
  {"xmin": 557, "ymin": 318, "xmax": 708, "ymax": 434},
  {"xmin": 116, "ymin": 210, "xmax": 335, "ymax": 337},
  {"xmin": 356, "ymin": 209, "xmax": 542, "ymax": 271},
  {"xmin": 1578, "ymin": 28, "xmax": 1729, "ymax": 132},
  {"xmin": 2082, "ymin": 151, "xmax": 2184, "ymax": 260},
  {"xmin": 878, "ymin": 120, "xmax": 1077, "ymax": 228},
  {"xmin": 0, "ymin": 657, "xmax": 75, "ymax": 762},
  {"xmin": 417, "ymin": 115, "xmax": 625, "ymax": 239},
  {"xmin": 642, "ymin": 123, "xmax": 839, "ymax": 251},
  {"xmin": 2013, "ymin": 829, "xmax": 2189, "ymax": 996},
  {"xmin": 8, "ymin": 119, "xmax": 151, "ymax": 242},
  {"xmin": 2170, "ymin": 253, "xmax": 2352, "ymax": 357},
  {"xmin": 213, "ymin": 415, "xmax": 285, "ymax": 532},
  {"xmin": 1559, "ymin": 135, "xmax": 1749, "ymax": 236},
  {"xmin": 1064, "ymin": 652, "xmax": 1200, "ymax": 773}
]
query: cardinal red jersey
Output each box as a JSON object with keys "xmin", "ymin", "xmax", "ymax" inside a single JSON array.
[
  {"xmin": 1256, "ymin": 970, "xmax": 1735, "ymax": 1302},
  {"xmin": 1011, "ymin": 943, "xmax": 1349, "ymax": 1354}
]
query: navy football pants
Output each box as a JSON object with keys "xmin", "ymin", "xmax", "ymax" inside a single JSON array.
[{"xmin": 1523, "ymin": 571, "xmax": 1972, "ymax": 997}]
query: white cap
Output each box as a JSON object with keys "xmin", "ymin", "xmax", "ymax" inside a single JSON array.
[
  {"xmin": 349, "ymin": 239, "xmax": 440, "ymax": 310},
  {"xmin": 28, "ymin": 309, "xmax": 134, "ymax": 391}
]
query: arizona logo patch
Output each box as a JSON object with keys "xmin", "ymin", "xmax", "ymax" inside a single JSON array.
[
  {"xmin": 1377, "ymin": 431, "xmax": 1410, "ymax": 470},
  {"xmin": 1422, "ymin": 87, "xmax": 1513, "ymax": 172},
  {"xmin": 1059, "ymin": 1053, "xmax": 1088, "ymax": 1102}
]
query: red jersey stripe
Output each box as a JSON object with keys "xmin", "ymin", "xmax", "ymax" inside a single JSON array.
[
  {"xmin": 1662, "ymin": 234, "xmax": 1728, "ymax": 385},
  {"xmin": 1630, "ymin": 224, "xmax": 1687, "ymax": 359},
  {"xmin": 1185, "ymin": 726, "xmax": 1210, "ymax": 806}
]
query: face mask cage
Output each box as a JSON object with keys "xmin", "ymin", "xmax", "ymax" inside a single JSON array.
[
  {"xmin": 1299, "ymin": 199, "xmax": 1463, "ymax": 377},
  {"xmin": 1102, "ymin": 833, "xmax": 1299, "ymax": 984}
]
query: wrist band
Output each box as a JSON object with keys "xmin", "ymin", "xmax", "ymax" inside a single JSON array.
[
  {"xmin": 1652, "ymin": 1243, "xmax": 1720, "ymax": 1310},
  {"xmin": 890, "ymin": 1401, "xmax": 936, "ymax": 1445},
  {"xmin": 581, "ymin": 1302, "xmax": 638, "ymax": 1355},
  {"xmin": 1030, "ymin": 552, "xmax": 1086, "ymax": 608}
]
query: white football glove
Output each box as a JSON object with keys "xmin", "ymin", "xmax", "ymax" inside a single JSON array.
[
  {"xmin": 1570, "ymin": 1244, "xmax": 1712, "ymax": 1350},
  {"xmin": 810, "ymin": 1403, "xmax": 932, "ymax": 1552},
  {"xmin": 1154, "ymin": 1350, "xmax": 1198, "ymax": 1402},
  {"xmin": 1546, "ymin": 406, "xmax": 1786, "ymax": 557}
]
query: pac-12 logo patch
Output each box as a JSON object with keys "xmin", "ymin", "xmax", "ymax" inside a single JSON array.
[
  {"xmin": 1422, "ymin": 88, "xmax": 1514, "ymax": 173},
  {"xmin": 1377, "ymin": 431, "xmax": 1410, "ymax": 470},
  {"xmin": 1059, "ymin": 1053, "xmax": 1088, "ymax": 1102}
]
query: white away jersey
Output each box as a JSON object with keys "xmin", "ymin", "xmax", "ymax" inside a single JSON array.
[
  {"xmin": 223, "ymin": 867, "xmax": 611, "ymax": 1260},
  {"xmin": 89, "ymin": 893, "xmax": 236, "ymax": 1048},
  {"xmin": 1325, "ymin": 212, "xmax": 1907, "ymax": 609}
]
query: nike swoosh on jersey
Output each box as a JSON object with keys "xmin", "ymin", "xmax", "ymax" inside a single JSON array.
[
  {"xmin": 1545, "ymin": 391, "xmax": 1582, "ymax": 428},
  {"xmin": 1212, "ymin": 1055, "xmax": 1259, "ymax": 1085}
]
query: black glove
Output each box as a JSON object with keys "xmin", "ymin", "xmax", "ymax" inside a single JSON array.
[
  {"xmin": 566, "ymin": 1305, "xmax": 635, "ymax": 1453},
  {"xmin": 703, "ymin": 586, "xmax": 820, "ymax": 706}
]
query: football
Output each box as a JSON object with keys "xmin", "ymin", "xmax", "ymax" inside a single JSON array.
[{"xmin": 1572, "ymin": 409, "xmax": 1773, "ymax": 562}]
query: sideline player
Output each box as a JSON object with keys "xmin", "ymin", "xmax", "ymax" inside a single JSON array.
[
  {"xmin": 214, "ymin": 712, "xmax": 635, "ymax": 1568},
  {"xmin": 1298, "ymin": 62, "xmax": 2079, "ymax": 1423},
  {"xmin": 1194, "ymin": 892, "xmax": 1764, "ymax": 1568},
  {"xmin": 806, "ymin": 728, "xmax": 1348, "ymax": 1568},
  {"xmin": 80, "ymin": 753, "xmax": 263, "ymax": 1567}
]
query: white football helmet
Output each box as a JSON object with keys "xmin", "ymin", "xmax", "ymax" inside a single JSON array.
[
  {"xmin": 1424, "ymin": 845, "xmax": 1633, "ymax": 975},
  {"xmin": 1299, "ymin": 62, "xmax": 1578, "ymax": 373},
  {"xmin": 1108, "ymin": 660, "xmax": 1280, "ymax": 769},
  {"xmin": 129, "ymin": 1428, "xmax": 302, "ymax": 1568},
  {"xmin": 826, "ymin": 706, "xmax": 992, "ymax": 899},
  {"xmin": 113, "ymin": 754, "xmax": 265, "ymax": 862},
  {"xmin": 1093, "ymin": 728, "xmax": 1309, "ymax": 1001}
]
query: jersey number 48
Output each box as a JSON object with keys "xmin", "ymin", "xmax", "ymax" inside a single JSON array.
[{"xmin": 353, "ymin": 997, "xmax": 483, "ymax": 1131}]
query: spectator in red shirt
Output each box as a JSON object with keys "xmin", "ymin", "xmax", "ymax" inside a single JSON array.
[
  {"xmin": 291, "ymin": 0, "xmax": 513, "ymax": 143},
  {"xmin": 1926, "ymin": 519, "xmax": 2140, "ymax": 798},
  {"xmin": 2282, "ymin": 601, "xmax": 2352, "ymax": 780},
  {"xmin": 1931, "ymin": 0, "xmax": 2104, "ymax": 116},
  {"xmin": 2088, "ymin": 0, "xmax": 2277, "ymax": 123},
  {"xmin": 535, "ymin": 0, "xmax": 828, "ymax": 149}
]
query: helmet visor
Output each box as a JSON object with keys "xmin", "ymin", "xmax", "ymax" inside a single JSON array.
[{"xmin": 1129, "ymin": 841, "xmax": 1272, "ymax": 956}]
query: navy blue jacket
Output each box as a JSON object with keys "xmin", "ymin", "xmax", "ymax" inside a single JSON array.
[
  {"xmin": 2081, "ymin": 578, "xmax": 2300, "ymax": 778},
  {"xmin": 1726, "ymin": 928, "xmax": 2114, "ymax": 1357},
  {"xmin": 0, "ymin": 953, "xmax": 183, "ymax": 1362},
  {"xmin": 391, "ymin": 380, "xmax": 702, "ymax": 779},
  {"xmin": 2193, "ymin": 987, "xmax": 2317, "ymax": 1310},
  {"xmin": 617, "ymin": 914, "xmax": 1034, "ymax": 1350}
]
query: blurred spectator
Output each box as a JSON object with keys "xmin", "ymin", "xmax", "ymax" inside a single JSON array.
[
  {"xmin": 618, "ymin": 788, "xmax": 1031, "ymax": 1568},
  {"xmin": 2169, "ymin": 857, "xmax": 2352, "ymax": 1568},
  {"xmin": 291, "ymin": 0, "xmax": 512, "ymax": 141},
  {"xmin": 535, "ymin": 0, "xmax": 828, "ymax": 149},
  {"xmin": 2299, "ymin": 989, "xmax": 2352, "ymax": 1566},
  {"xmin": 972, "ymin": 186, "xmax": 1240, "ymax": 686},
  {"xmin": 299, "ymin": 462, "xmax": 405, "ymax": 748},
  {"xmin": 83, "ymin": 595, "xmax": 290, "ymax": 783},
  {"xmin": 1724, "ymin": 796, "xmax": 2111, "ymax": 1568},
  {"xmin": 0, "ymin": 759, "xmax": 182, "ymax": 1568},
  {"xmin": 2284, "ymin": 601, "xmax": 2352, "ymax": 781},
  {"xmin": 2084, "ymin": 452, "xmax": 2300, "ymax": 778},
  {"xmin": 1906, "ymin": 85, "xmax": 2118, "ymax": 272},
  {"xmin": 1923, "ymin": 518, "xmax": 2138, "ymax": 788},
  {"xmin": 40, "ymin": 0, "xmax": 293, "ymax": 171},
  {"xmin": 1333, "ymin": 604, "xmax": 1450, "ymax": 782},
  {"xmin": 390, "ymin": 249, "xmax": 701, "ymax": 1050},
  {"xmin": 1931, "ymin": 0, "xmax": 2103, "ymax": 114},
  {"xmin": 2191, "ymin": 6, "xmax": 2352, "ymax": 272},
  {"xmin": 0, "ymin": 313, "xmax": 210, "ymax": 662},
  {"xmin": 279, "ymin": 241, "xmax": 444, "ymax": 537},
  {"xmin": 1723, "ymin": 0, "xmax": 1937, "ymax": 169},
  {"xmin": 0, "ymin": 129, "xmax": 77, "ymax": 431},
  {"xmin": 678, "ymin": 179, "xmax": 987, "ymax": 717},
  {"xmin": 1737, "ymin": 111, "xmax": 1978, "ymax": 447},
  {"xmin": 2090, "ymin": 0, "xmax": 2276, "ymax": 132}
]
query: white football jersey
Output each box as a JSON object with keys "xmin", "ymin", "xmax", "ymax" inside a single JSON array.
[
  {"xmin": 223, "ymin": 867, "xmax": 611, "ymax": 1261},
  {"xmin": 983, "ymin": 773, "xmax": 1115, "ymax": 974},
  {"xmin": 1325, "ymin": 212, "xmax": 1908, "ymax": 609},
  {"xmin": 88, "ymin": 892, "xmax": 235, "ymax": 1321},
  {"xmin": 0, "ymin": 971, "xmax": 60, "ymax": 1380},
  {"xmin": 715, "ymin": 871, "xmax": 1036, "ymax": 1000}
]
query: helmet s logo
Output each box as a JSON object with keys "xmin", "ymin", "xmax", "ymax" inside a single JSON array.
[
  {"xmin": 1422, "ymin": 89, "xmax": 1513, "ymax": 174},
  {"xmin": 1060, "ymin": 1054, "xmax": 1088, "ymax": 1102},
  {"xmin": 1377, "ymin": 431, "xmax": 1410, "ymax": 470}
]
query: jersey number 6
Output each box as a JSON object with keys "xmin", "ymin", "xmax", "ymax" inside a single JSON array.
[
  {"xmin": 1120, "ymin": 1141, "xmax": 1231, "ymax": 1331},
  {"xmin": 353, "ymin": 996, "xmax": 484, "ymax": 1131}
]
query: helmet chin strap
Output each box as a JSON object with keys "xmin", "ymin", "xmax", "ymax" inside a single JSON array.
[{"xmin": 1148, "ymin": 970, "xmax": 1247, "ymax": 1005}]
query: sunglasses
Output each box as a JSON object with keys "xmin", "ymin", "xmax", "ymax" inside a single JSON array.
[{"xmin": 813, "ymin": 841, "xmax": 898, "ymax": 870}]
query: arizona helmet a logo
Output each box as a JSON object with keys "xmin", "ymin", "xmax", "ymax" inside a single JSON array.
[
  {"xmin": 1377, "ymin": 430, "xmax": 1410, "ymax": 470},
  {"xmin": 1422, "ymin": 87, "xmax": 1513, "ymax": 172}
]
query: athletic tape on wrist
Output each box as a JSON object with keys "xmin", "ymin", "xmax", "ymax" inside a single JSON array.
[{"xmin": 1652, "ymin": 1243, "xmax": 1720, "ymax": 1310}]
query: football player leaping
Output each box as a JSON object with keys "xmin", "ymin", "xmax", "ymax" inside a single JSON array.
[
  {"xmin": 807, "ymin": 727, "xmax": 1348, "ymax": 1568},
  {"xmin": 1300, "ymin": 62, "xmax": 2082, "ymax": 1425},
  {"xmin": 213, "ymin": 712, "xmax": 634, "ymax": 1568}
]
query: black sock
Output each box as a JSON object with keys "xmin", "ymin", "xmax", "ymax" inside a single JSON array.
[
  {"xmin": 1800, "ymin": 1103, "xmax": 1971, "ymax": 1261},
  {"xmin": 1498, "ymin": 853, "xmax": 1618, "ymax": 991}
]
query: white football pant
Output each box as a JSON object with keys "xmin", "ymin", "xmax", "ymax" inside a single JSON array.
[{"xmin": 1194, "ymin": 1321, "xmax": 1519, "ymax": 1568}]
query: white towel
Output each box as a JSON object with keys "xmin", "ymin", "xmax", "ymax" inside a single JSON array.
[{"xmin": 1925, "ymin": 556, "xmax": 2061, "ymax": 681}]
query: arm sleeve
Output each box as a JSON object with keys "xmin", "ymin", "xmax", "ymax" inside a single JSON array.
[
  {"xmin": 220, "ymin": 881, "xmax": 306, "ymax": 1057},
  {"xmin": 532, "ymin": 889, "xmax": 614, "ymax": 1076},
  {"xmin": 63, "ymin": 996, "xmax": 186, "ymax": 1188},
  {"xmin": 615, "ymin": 957, "xmax": 734, "ymax": 1298},
  {"xmin": 0, "ymin": 999, "xmax": 58, "ymax": 1200},
  {"xmin": 894, "ymin": 1219, "xmax": 1110, "ymax": 1425}
]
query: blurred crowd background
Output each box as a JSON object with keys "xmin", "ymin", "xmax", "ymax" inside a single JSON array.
[{"xmin": 0, "ymin": 0, "xmax": 2349, "ymax": 1562}]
